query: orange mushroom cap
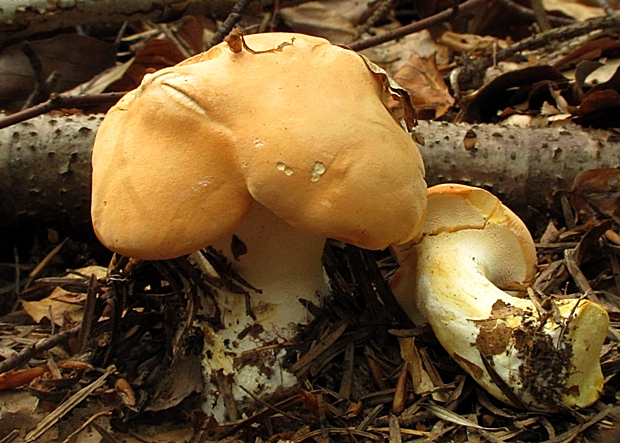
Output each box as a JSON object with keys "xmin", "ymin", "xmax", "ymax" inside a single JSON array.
[{"xmin": 91, "ymin": 32, "xmax": 427, "ymax": 259}]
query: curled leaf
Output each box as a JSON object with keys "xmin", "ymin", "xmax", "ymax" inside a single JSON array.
[{"xmin": 357, "ymin": 53, "xmax": 417, "ymax": 132}]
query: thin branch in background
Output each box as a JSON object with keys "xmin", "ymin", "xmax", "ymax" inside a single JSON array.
[
  {"xmin": 530, "ymin": 0, "xmax": 552, "ymax": 32},
  {"xmin": 456, "ymin": 13, "xmax": 620, "ymax": 90},
  {"xmin": 352, "ymin": 0, "xmax": 397, "ymax": 41},
  {"xmin": 348, "ymin": 0, "xmax": 486, "ymax": 52},
  {"xmin": 154, "ymin": 21, "xmax": 194, "ymax": 58},
  {"xmin": 0, "ymin": 91, "xmax": 125, "ymax": 130},
  {"xmin": 13, "ymin": 247, "xmax": 20, "ymax": 298},
  {"xmin": 0, "ymin": 325, "xmax": 81, "ymax": 374},
  {"xmin": 20, "ymin": 42, "xmax": 60, "ymax": 110},
  {"xmin": 76, "ymin": 274, "xmax": 99, "ymax": 355},
  {"xmin": 208, "ymin": 0, "xmax": 253, "ymax": 49},
  {"xmin": 348, "ymin": 0, "xmax": 575, "ymax": 52},
  {"xmin": 269, "ymin": 0, "xmax": 281, "ymax": 31},
  {"xmin": 595, "ymin": 0, "xmax": 619, "ymax": 17}
]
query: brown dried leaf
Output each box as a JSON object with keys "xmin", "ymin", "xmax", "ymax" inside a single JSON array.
[
  {"xmin": 457, "ymin": 65, "xmax": 567, "ymax": 123},
  {"xmin": 553, "ymin": 37, "xmax": 620, "ymax": 71},
  {"xmin": 0, "ymin": 366, "xmax": 47, "ymax": 390},
  {"xmin": 145, "ymin": 353, "xmax": 202, "ymax": 412},
  {"xmin": 391, "ymin": 54, "xmax": 454, "ymax": 120},
  {"xmin": 0, "ymin": 34, "xmax": 115, "ymax": 112},
  {"xmin": 571, "ymin": 168, "xmax": 620, "ymax": 221},
  {"xmin": 437, "ymin": 31, "xmax": 508, "ymax": 55},
  {"xmin": 359, "ymin": 54, "xmax": 417, "ymax": 131},
  {"xmin": 0, "ymin": 390, "xmax": 46, "ymax": 439},
  {"xmin": 107, "ymin": 39, "xmax": 187, "ymax": 92},
  {"xmin": 279, "ymin": 1, "xmax": 360, "ymax": 44},
  {"xmin": 543, "ymin": 0, "xmax": 608, "ymax": 21},
  {"xmin": 297, "ymin": 389, "xmax": 334, "ymax": 419},
  {"xmin": 175, "ymin": 15, "xmax": 207, "ymax": 54},
  {"xmin": 21, "ymin": 266, "xmax": 107, "ymax": 326},
  {"xmin": 398, "ymin": 337, "xmax": 435, "ymax": 395},
  {"xmin": 573, "ymin": 89, "xmax": 620, "ymax": 127},
  {"xmin": 115, "ymin": 378, "xmax": 137, "ymax": 409},
  {"xmin": 344, "ymin": 401, "xmax": 363, "ymax": 420},
  {"xmin": 21, "ymin": 287, "xmax": 84, "ymax": 326}
]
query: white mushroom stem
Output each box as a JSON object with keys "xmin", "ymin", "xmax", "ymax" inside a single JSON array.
[
  {"xmin": 193, "ymin": 201, "xmax": 328, "ymax": 420},
  {"xmin": 390, "ymin": 184, "xmax": 609, "ymax": 412}
]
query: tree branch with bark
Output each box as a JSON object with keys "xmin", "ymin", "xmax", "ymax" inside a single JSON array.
[
  {"xmin": 1, "ymin": 113, "xmax": 617, "ymax": 232},
  {"xmin": 0, "ymin": 0, "xmax": 309, "ymax": 43}
]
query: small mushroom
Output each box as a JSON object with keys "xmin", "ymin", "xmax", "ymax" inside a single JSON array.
[
  {"xmin": 390, "ymin": 184, "xmax": 609, "ymax": 412},
  {"xmin": 91, "ymin": 32, "xmax": 427, "ymax": 419}
]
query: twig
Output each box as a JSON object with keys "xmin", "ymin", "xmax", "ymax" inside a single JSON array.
[
  {"xmin": 530, "ymin": 0, "xmax": 551, "ymax": 32},
  {"xmin": 208, "ymin": 0, "xmax": 253, "ymax": 49},
  {"xmin": 0, "ymin": 91, "xmax": 125, "ymax": 130},
  {"xmin": 26, "ymin": 237, "xmax": 69, "ymax": 283},
  {"xmin": 352, "ymin": 0, "xmax": 397, "ymax": 41},
  {"xmin": 596, "ymin": 0, "xmax": 619, "ymax": 17},
  {"xmin": 20, "ymin": 41, "xmax": 57, "ymax": 110},
  {"xmin": 239, "ymin": 385, "xmax": 305, "ymax": 422},
  {"xmin": 477, "ymin": 346, "xmax": 527, "ymax": 410},
  {"xmin": 495, "ymin": 0, "xmax": 572, "ymax": 26},
  {"xmin": 456, "ymin": 14, "xmax": 620, "ymax": 90},
  {"xmin": 76, "ymin": 274, "xmax": 99, "ymax": 355},
  {"xmin": 351, "ymin": 246, "xmax": 414, "ymax": 328},
  {"xmin": 214, "ymin": 394, "xmax": 303, "ymax": 440},
  {"xmin": 24, "ymin": 365, "xmax": 116, "ymax": 442},
  {"xmin": 60, "ymin": 411, "xmax": 112, "ymax": 443},
  {"xmin": 348, "ymin": 0, "xmax": 487, "ymax": 52},
  {"xmin": 0, "ymin": 325, "xmax": 81, "ymax": 374}
]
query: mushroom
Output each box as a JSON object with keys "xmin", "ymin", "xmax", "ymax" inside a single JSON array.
[
  {"xmin": 91, "ymin": 32, "xmax": 427, "ymax": 419},
  {"xmin": 390, "ymin": 184, "xmax": 609, "ymax": 412}
]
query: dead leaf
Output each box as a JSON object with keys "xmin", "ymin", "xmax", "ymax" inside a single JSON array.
[
  {"xmin": 107, "ymin": 39, "xmax": 187, "ymax": 92},
  {"xmin": 0, "ymin": 389, "xmax": 47, "ymax": 439},
  {"xmin": 0, "ymin": 366, "xmax": 47, "ymax": 390},
  {"xmin": 456, "ymin": 65, "xmax": 567, "ymax": 123},
  {"xmin": 573, "ymin": 89, "xmax": 620, "ymax": 128},
  {"xmin": 390, "ymin": 54, "xmax": 454, "ymax": 119},
  {"xmin": 145, "ymin": 353, "xmax": 202, "ymax": 412},
  {"xmin": 0, "ymin": 34, "xmax": 115, "ymax": 112},
  {"xmin": 175, "ymin": 15, "xmax": 208, "ymax": 54},
  {"xmin": 21, "ymin": 266, "xmax": 107, "ymax": 326},
  {"xmin": 361, "ymin": 30, "xmax": 450, "ymax": 78},
  {"xmin": 438, "ymin": 31, "xmax": 508, "ymax": 54},
  {"xmin": 543, "ymin": 0, "xmax": 607, "ymax": 21},
  {"xmin": 570, "ymin": 168, "xmax": 620, "ymax": 221},
  {"xmin": 115, "ymin": 378, "xmax": 137, "ymax": 410},
  {"xmin": 398, "ymin": 337, "xmax": 435, "ymax": 395},
  {"xmin": 22, "ymin": 287, "xmax": 85, "ymax": 326},
  {"xmin": 279, "ymin": 1, "xmax": 358, "ymax": 44},
  {"xmin": 553, "ymin": 37, "xmax": 620, "ymax": 72}
]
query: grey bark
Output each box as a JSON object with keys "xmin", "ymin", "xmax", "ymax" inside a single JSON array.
[
  {"xmin": 0, "ymin": 0, "xmax": 308, "ymax": 43},
  {"xmin": 0, "ymin": 113, "xmax": 102, "ymax": 228},
  {"xmin": 0, "ymin": 114, "xmax": 618, "ymax": 231},
  {"xmin": 416, "ymin": 121, "xmax": 620, "ymax": 226}
]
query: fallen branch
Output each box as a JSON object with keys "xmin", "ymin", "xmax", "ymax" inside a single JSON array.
[
  {"xmin": 456, "ymin": 14, "xmax": 620, "ymax": 90},
  {"xmin": 347, "ymin": 0, "xmax": 574, "ymax": 52},
  {"xmin": 0, "ymin": 114, "xmax": 618, "ymax": 230},
  {"xmin": 24, "ymin": 364, "xmax": 115, "ymax": 442},
  {"xmin": 0, "ymin": 0, "xmax": 310, "ymax": 43},
  {"xmin": 0, "ymin": 324, "xmax": 81, "ymax": 374},
  {"xmin": 0, "ymin": 92, "xmax": 125, "ymax": 130}
]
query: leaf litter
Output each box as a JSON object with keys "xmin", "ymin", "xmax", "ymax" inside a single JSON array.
[{"xmin": 2, "ymin": 1, "xmax": 620, "ymax": 442}]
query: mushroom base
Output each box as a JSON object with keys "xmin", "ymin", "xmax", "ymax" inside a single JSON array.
[{"xmin": 194, "ymin": 202, "xmax": 328, "ymax": 422}]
